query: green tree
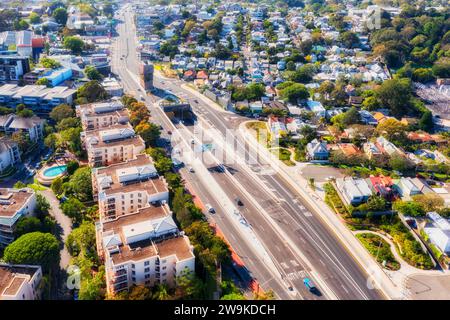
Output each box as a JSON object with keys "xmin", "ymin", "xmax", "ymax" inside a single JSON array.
[
  {"xmin": 51, "ymin": 177, "xmax": 64, "ymax": 196},
  {"xmin": 66, "ymin": 160, "xmax": 79, "ymax": 175},
  {"xmin": 84, "ymin": 65, "xmax": 104, "ymax": 81},
  {"xmin": 63, "ymin": 36, "xmax": 84, "ymax": 55},
  {"xmin": 40, "ymin": 57, "xmax": 60, "ymax": 69},
  {"xmin": 135, "ymin": 122, "xmax": 160, "ymax": 147},
  {"xmin": 418, "ymin": 111, "xmax": 433, "ymax": 132},
  {"xmin": 66, "ymin": 167, "xmax": 92, "ymax": 202},
  {"xmin": 14, "ymin": 217, "xmax": 43, "ymax": 237},
  {"xmin": 35, "ymin": 193, "xmax": 51, "ymax": 218},
  {"xmin": 375, "ymin": 78, "xmax": 413, "ymax": 117},
  {"xmin": 339, "ymin": 31, "xmax": 359, "ymax": 48},
  {"xmin": 278, "ymin": 82, "xmax": 309, "ymax": 103},
  {"xmin": 56, "ymin": 117, "xmax": 80, "ymax": 131},
  {"xmin": 389, "ymin": 154, "xmax": 413, "ymax": 172},
  {"xmin": 78, "ymin": 267, "xmax": 105, "ymax": 300},
  {"xmin": 14, "ymin": 19, "xmax": 29, "ymax": 30},
  {"xmin": 44, "ymin": 133, "xmax": 58, "ymax": 150},
  {"xmin": 3, "ymin": 232, "xmax": 60, "ymax": 272},
  {"xmin": 393, "ymin": 200, "xmax": 425, "ymax": 217},
  {"xmin": 52, "ymin": 7, "xmax": 68, "ymax": 25},
  {"xmin": 13, "ymin": 181, "xmax": 27, "ymax": 189},
  {"xmin": 66, "ymin": 222, "xmax": 96, "ymax": 258},
  {"xmin": 29, "ymin": 12, "xmax": 41, "ymax": 24},
  {"xmin": 61, "ymin": 197, "xmax": 86, "ymax": 224},
  {"xmin": 76, "ymin": 81, "xmax": 108, "ymax": 104},
  {"xmin": 35, "ymin": 77, "xmax": 51, "ymax": 87},
  {"xmin": 50, "ymin": 104, "xmax": 74, "ymax": 123}
]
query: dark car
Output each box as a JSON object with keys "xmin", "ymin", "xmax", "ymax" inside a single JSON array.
[{"xmin": 235, "ymin": 197, "xmax": 243, "ymax": 206}]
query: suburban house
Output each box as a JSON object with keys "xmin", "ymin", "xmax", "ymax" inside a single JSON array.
[
  {"xmin": 0, "ymin": 137, "xmax": 21, "ymax": 173},
  {"xmin": 306, "ymin": 139, "xmax": 329, "ymax": 161},
  {"xmin": 0, "ymin": 188, "xmax": 36, "ymax": 247},
  {"xmin": 336, "ymin": 177, "xmax": 372, "ymax": 206},
  {"xmin": 424, "ymin": 212, "xmax": 450, "ymax": 255},
  {"xmin": 95, "ymin": 203, "xmax": 194, "ymax": 295},
  {"xmin": 82, "ymin": 123, "xmax": 146, "ymax": 167},
  {"xmin": 0, "ymin": 264, "xmax": 42, "ymax": 300},
  {"xmin": 395, "ymin": 177, "xmax": 422, "ymax": 199},
  {"xmin": 92, "ymin": 154, "xmax": 168, "ymax": 220},
  {"xmin": 76, "ymin": 100, "xmax": 129, "ymax": 131}
]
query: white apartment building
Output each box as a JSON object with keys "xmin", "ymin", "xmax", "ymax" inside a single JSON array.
[
  {"xmin": 82, "ymin": 123, "xmax": 146, "ymax": 167},
  {"xmin": 0, "ymin": 264, "xmax": 42, "ymax": 300},
  {"xmin": 96, "ymin": 204, "xmax": 195, "ymax": 295},
  {"xmin": 0, "ymin": 115, "xmax": 45, "ymax": 142},
  {"xmin": 92, "ymin": 154, "xmax": 168, "ymax": 220},
  {"xmin": 0, "ymin": 188, "xmax": 36, "ymax": 247},
  {"xmin": 0, "ymin": 137, "xmax": 21, "ymax": 173},
  {"xmin": 76, "ymin": 100, "xmax": 129, "ymax": 131}
]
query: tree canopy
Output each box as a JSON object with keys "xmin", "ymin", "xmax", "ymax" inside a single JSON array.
[{"xmin": 4, "ymin": 232, "xmax": 60, "ymax": 272}]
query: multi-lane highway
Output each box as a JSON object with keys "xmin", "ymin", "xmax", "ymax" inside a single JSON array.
[{"xmin": 111, "ymin": 5, "xmax": 384, "ymax": 300}]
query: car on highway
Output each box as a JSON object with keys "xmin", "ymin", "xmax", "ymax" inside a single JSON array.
[
  {"xmin": 303, "ymin": 278, "xmax": 321, "ymax": 296},
  {"xmin": 190, "ymin": 139, "xmax": 196, "ymax": 144},
  {"xmin": 194, "ymin": 99, "xmax": 199, "ymax": 104},
  {"xmin": 205, "ymin": 204, "xmax": 215, "ymax": 214},
  {"xmin": 167, "ymin": 130, "xmax": 172, "ymax": 135},
  {"xmin": 235, "ymin": 197, "xmax": 243, "ymax": 206}
]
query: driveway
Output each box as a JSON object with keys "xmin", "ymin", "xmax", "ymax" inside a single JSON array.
[
  {"xmin": 299, "ymin": 164, "xmax": 345, "ymax": 182},
  {"xmin": 42, "ymin": 189, "xmax": 72, "ymax": 269},
  {"xmin": 406, "ymin": 274, "xmax": 450, "ymax": 300}
]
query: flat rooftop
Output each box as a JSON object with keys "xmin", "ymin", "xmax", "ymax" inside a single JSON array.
[
  {"xmin": 0, "ymin": 188, "xmax": 34, "ymax": 218},
  {"xmin": 0, "ymin": 264, "xmax": 40, "ymax": 297}
]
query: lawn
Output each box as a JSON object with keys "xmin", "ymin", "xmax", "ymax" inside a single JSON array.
[
  {"xmin": 246, "ymin": 121, "xmax": 271, "ymax": 148},
  {"xmin": 27, "ymin": 178, "xmax": 47, "ymax": 191},
  {"xmin": 356, "ymin": 233, "xmax": 400, "ymax": 271},
  {"xmin": 271, "ymin": 148, "xmax": 295, "ymax": 166}
]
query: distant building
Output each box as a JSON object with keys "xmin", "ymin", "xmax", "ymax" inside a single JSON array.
[
  {"xmin": 0, "ymin": 114, "xmax": 45, "ymax": 142},
  {"xmin": 81, "ymin": 123, "xmax": 146, "ymax": 168},
  {"xmin": 424, "ymin": 212, "xmax": 450, "ymax": 254},
  {"xmin": 0, "ymin": 84, "xmax": 76, "ymax": 114},
  {"xmin": 0, "ymin": 188, "xmax": 36, "ymax": 247},
  {"xmin": 139, "ymin": 62, "xmax": 154, "ymax": 91},
  {"xmin": 101, "ymin": 77, "xmax": 124, "ymax": 97},
  {"xmin": 76, "ymin": 100, "xmax": 129, "ymax": 131},
  {"xmin": 0, "ymin": 264, "xmax": 42, "ymax": 300},
  {"xmin": 0, "ymin": 137, "xmax": 21, "ymax": 173},
  {"xmin": 0, "ymin": 55, "xmax": 31, "ymax": 84}
]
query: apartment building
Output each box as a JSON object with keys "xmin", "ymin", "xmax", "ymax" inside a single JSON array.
[
  {"xmin": 0, "ymin": 188, "xmax": 36, "ymax": 247},
  {"xmin": 0, "ymin": 114, "xmax": 45, "ymax": 142},
  {"xmin": 0, "ymin": 84, "xmax": 76, "ymax": 114},
  {"xmin": 0, "ymin": 55, "xmax": 31, "ymax": 84},
  {"xmin": 0, "ymin": 137, "xmax": 21, "ymax": 173},
  {"xmin": 82, "ymin": 123, "xmax": 145, "ymax": 167},
  {"xmin": 96, "ymin": 204, "xmax": 194, "ymax": 294},
  {"xmin": 92, "ymin": 154, "xmax": 168, "ymax": 219},
  {"xmin": 76, "ymin": 100, "xmax": 129, "ymax": 131},
  {"xmin": 0, "ymin": 264, "xmax": 42, "ymax": 300}
]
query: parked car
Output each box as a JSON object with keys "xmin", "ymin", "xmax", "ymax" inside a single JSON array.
[{"xmin": 188, "ymin": 167, "xmax": 195, "ymax": 173}]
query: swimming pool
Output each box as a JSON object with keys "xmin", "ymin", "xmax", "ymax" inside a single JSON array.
[{"xmin": 43, "ymin": 165, "xmax": 67, "ymax": 178}]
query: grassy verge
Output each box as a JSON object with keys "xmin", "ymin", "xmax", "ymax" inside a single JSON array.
[
  {"xmin": 323, "ymin": 183, "xmax": 349, "ymax": 216},
  {"xmin": 356, "ymin": 233, "xmax": 400, "ymax": 271}
]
